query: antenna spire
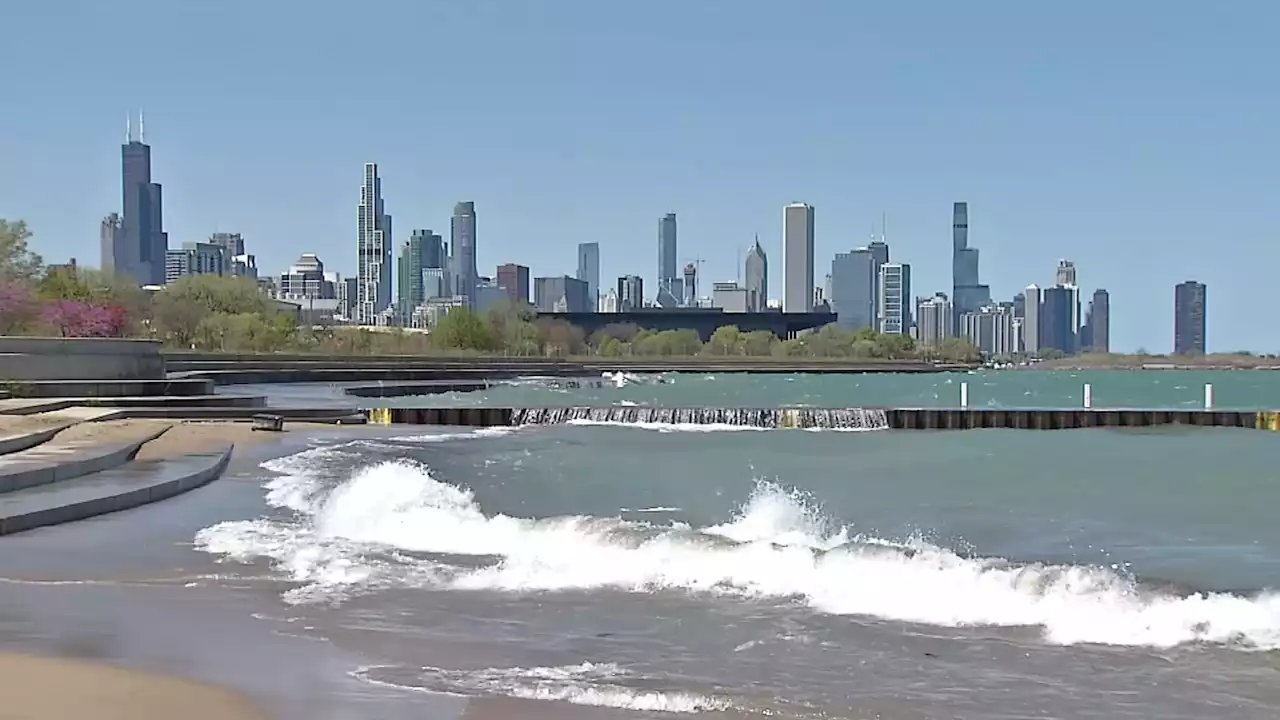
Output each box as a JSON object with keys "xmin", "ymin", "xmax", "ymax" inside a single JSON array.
[
  {"xmin": 138, "ymin": 110, "xmax": 145, "ymax": 143},
  {"xmin": 126, "ymin": 114, "xmax": 132, "ymax": 143}
]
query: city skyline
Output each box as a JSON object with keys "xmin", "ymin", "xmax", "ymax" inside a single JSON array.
[{"xmin": 8, "ymin": 2, "xmax": 1275, "ymax": 351}]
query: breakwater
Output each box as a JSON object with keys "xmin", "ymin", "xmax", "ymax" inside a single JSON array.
[
  {"xmin": 162, "ymin": 353, "xmax": 973, "ymax": 380},
  {"xmin": 365, "ymin": 406, "xmax": 1280, "ymax": 431}
]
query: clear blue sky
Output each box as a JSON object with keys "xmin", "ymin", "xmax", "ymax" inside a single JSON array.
[{"xmin": 2, "ymin": 0, "xmax": 1276, "ymax": 353}]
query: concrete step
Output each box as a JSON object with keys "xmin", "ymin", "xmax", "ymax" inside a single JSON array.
[
  {"xmin": 110, "ymin": 407, "xmax": 367, "ymax": 423},
  {"xmin": 0, "ymin": 424, "xmax": 171, "ymax": 494},
  {"xmin": 0, "ymin": 446, "xmax": 232, "ymax": 536},
  {"xmin": 0, "ymin": 423, "xmax": 70, "ymax": 456},
  {"xmin": 76, "ymin": 394, "xmax": 267, "ymax": 409},
  {"xmin": 5, "ymin": 379, "xmax": 215, "ymax": 398}
]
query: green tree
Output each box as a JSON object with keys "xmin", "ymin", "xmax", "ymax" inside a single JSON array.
[
  {"xmin": 704, "ymin": 325, "xmax": 743, "ymax": 356},
  {"xmin": 431, "ymin": 307, "xmax": 498, "ymax": 351},
  {"xmin": 0, "ymin": 220, "xmax": 44, "ymax": 282},
  {"xmin": 153, "ymin": 275, "xmax": 270, "ymax": 346},
  {"xmin": 740, "ymin": 330, "xmax": 777, "ymax": 356}
]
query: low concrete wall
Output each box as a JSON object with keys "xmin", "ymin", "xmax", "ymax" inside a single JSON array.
[
  {"xmin": 363, "ymin": 406, "xmax": 1274, "ymax": 431},
  {"xmin": 0, "ymin": 337, "xmax": 165, "ymax": 381}
]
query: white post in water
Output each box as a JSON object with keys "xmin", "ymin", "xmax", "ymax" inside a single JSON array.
[
  {"xmin": 1083, "ymin": 383, "xmax": 1093, "ymax": 409},
  {"xmin": 960, "ymin": 381, "xmax": 969, "ymax": 408},
  {"xmin": 1204, "ymin": 383, "xmax": 1214, "ymax": 410}
]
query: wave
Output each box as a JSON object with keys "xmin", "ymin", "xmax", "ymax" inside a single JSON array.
[
  {"xmin": 565, "ymin": 419, "xmax": 769, "ymax": 433},
  {"xmin": 351, "ymin": 661, "xmax": 733, "ymax": 714},
  {"xmin": 196, "ymin": 453, "xmax": 1280, "ymax": 650}
]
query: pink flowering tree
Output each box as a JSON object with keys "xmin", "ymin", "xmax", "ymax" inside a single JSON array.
[
  {"xmin": 39, "ymin": 299, "xmax": 128, "ymax": 338},
  {"xmin": 0, "ymin": 280, "xmax": 37, "ymax": 334}
]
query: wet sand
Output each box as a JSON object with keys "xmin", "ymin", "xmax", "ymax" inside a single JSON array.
[
  {"xmin": 0, "ymin": 652, "xmax": 268, "ymax": 720},
  {"xmin": 0, "ymin": 419, "xmax": 383, "ymax": 720}
]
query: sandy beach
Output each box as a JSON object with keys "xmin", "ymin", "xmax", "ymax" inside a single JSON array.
[
  {"xmin": 0, "ymin": 417, "xmax": 376, "ymax": 720},
  {"xmin": 0, "ymin": 652, "xmax": 268, "ymax": 720}
]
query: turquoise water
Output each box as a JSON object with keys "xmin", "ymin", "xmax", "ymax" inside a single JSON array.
[{"xmin": 328, "ymin": 369, "xmax": 1280, "ymax": 409}]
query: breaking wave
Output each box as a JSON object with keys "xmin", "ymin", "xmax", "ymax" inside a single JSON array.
[
  {"xmin": 196, "ymin": 450, "xmax": 1280, "ymax": 650},
  {"xmin": 351, "ymin": 661, "xmax": 734, "ymax": 714}
]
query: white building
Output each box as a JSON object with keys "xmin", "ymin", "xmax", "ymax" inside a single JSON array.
[{"xmin": 782, "ymin": 203, "xmax": 814, "ymax": 313}]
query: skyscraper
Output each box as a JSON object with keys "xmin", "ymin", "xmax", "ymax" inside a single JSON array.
[
  {"xmin": 744, "ymin": 237, "xmax": 768, "ymax": 311},
  {"xmin": 1023, "ymin": 284, "xmax": 1042, "ymax": 355},
  {"xmin": 451, "ymin": 202, "xmax": 478, "ymax": 307},
  {"xmin": 397, "ymin": 233, "xmax": 430, "ymax": 324},
  {"xmin": 951, "ymin": 202, "xmax": 989, "ymax": 329},
  {"xmin": 1086, "ymin": 288, "xmax": 1110, "ymax": 353},
  {"xmin": 112, "ymin": 113, "xmax": 169, "ymax": 285},
  {"xmin": 658, "ymin": 213, "xmax": 678, "ymax": 292},
  {"xmin": 496, "ymin": 263, "xmax": 530, "ymax": 304},
  {"xmin": 683, "ymin": 263, "xmax": 698, "ymax": 305},
  {"xmin": 1039, "ymin": 286, "xmax": 1078, "ymax": 354},
  {"xmin": 915, "ymin": 294, "xmax": 953, "ymax": 347},
  {"xmin": 830, "ymin": 248, "xmax": 876, "ymax": 330},
  {"xmin": 1174, "ymin": 281, "xmax": 1207, "ymax": 354},
  {"xmin": 617, "ymin": 275, "xmax": 644, "ymax": 311},
  {"xmin": 99, "ymin": 214, "xmax": 122, "ymax": 276},
  {"xmin": 356, "ymin": 162, "xmax": 392, "ymax": 324},
  {"xmin": 576, "ymin": 242, "xmax": 600, "ymax": 301},
  {"xmin": 782, "ymin": 203, "xmax": 815, "ymax": 313},
  {"xmin": 877, "ymin": 263, "xmax": 911, "ymax": 335}
]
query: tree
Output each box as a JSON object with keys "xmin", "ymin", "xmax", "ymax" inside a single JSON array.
[
  {"xmin": 0, "ymin": 281, "xmax": 37, "ymax": 334},
  {"xmin": 740, "ymin": 330, "xmax": 777, "ymax": 356},
  {"xmin": 704, "ymin": 325, "xmax": 743, "ymax": 356},
  {"xmin": 40, "ymin": 300, "xmax": 128, "ymax": 337},
  {"xmin": 0, "ymin": 220, "xmax": 44, "ymax": 282},
  {"xmin": 431, "ymin": 307, "xmax": 498, "ymax": 351}
]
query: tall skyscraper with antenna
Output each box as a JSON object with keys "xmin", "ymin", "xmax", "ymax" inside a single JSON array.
[
  {"xmin": 108, "ymin": 111, "xmax": 168, "ymax": 284},
  {"xmin": 356, "ymin": 162, "xmax": 392, "ymax": 323}
]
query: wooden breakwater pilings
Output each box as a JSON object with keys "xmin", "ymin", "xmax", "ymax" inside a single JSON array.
[{"xmin": 365, "ymin": 407, "xmax": 1280, "ymax": 431}]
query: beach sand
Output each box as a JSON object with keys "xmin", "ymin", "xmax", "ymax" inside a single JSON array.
[
  {"xmin": 0, "ymin": 417, "xmax": 364, "ymax": 720},
  {"xmin": 0, "ymin": 652, "xmax": 268, "ymax": 720}
]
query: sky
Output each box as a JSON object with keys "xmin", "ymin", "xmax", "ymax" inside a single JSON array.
[{"xmin": 2, "ymin": 0, "xmax": 1277, "ymax": 353}]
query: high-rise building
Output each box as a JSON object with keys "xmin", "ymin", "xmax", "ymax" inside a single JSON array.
[
  {"xmin": 1174, "ymin": 281, "xmax": 1207, "ymax": 354},
  {"xmin": 915, "ymin": 294, "xmax": 953, "ymax": 347},
  {"xmin": 208, "ymin": 232, "xmax": 256, "ymax": 279},
  {"xmin": 1023, "ymin": 285, "xmax": 1042, "ymax": 355},
  {"xmin": 830, "ymin": 248, "xmax": 877, "ymax": 330},
  {"xmin": 744, "ymin": 237, "xmax": 768, "ymax": 311},
  {"xmin": 782, "ymin": 203, "xmax": 815, "ymax": 313},
  {"xmin": 577, "ymin": 242, "xmax": 600, "ymax": 300},
  {"xmin": 99, "ymin": 214, "xmax": 122, "ymax": 276},
  {"xmin": 658, "ymin": 213, "xmax": 678, "ymax": 293},
  {"xmin": 279, "ymin": 253, "xmax": 335, "ymax": 299},
  {"xmin": 496, "ymin": 263, "xmax": 530, "ymax": 304},
  {"xmin": 112, "ymin": 113, "xmax": 169, "ymax": 285},
  {"xmin": 682, "ymin": 263, "xmax": 698, "ymax": 305},
  {"xmin": 951, "ymin": 202, "xmax": 989, "ymax": 329},
  {"xmin": 1039, "ymin": 285, "xmax": 1078, "ymax": 354},
  {"xmin": 356, "ymin": 163, "xmax": 392, "ymax": 323},
  {"xmin": 397, "ymin": 234, "xmax": 433, "ymax": 324},
  {"xmin": 617, "ymin": 275, "xmax": 644, "ymax": 310},
  {"xmin": 1085, "ymin": 288, "xmax": 1110, "ymax": 353},
  {"xmin": 451, "ymin": 202, "xmax": 478, "ymax": 306},
  {"xmin": 164, "ymin": 242, "xmax": 224, "ymax": 285},
  {"xmin": 877, "ymin": 263, "xmax": 912, "ymax": 335},
  {"xmin": 959, "ymin": 305, "xmax": 1017, "ymax": 356},
  {"xmin": 1055, "ymin": 260, "xmax": 1077, "ymax": 287},
  {"xmin": 534, "ymin": 275, "xmax": 591, "ymax": 313}
]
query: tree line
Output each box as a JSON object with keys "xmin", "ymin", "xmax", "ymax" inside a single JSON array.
[{"xmin": 0, "ymin": 219, "xmax": 980, "ymax": 361}]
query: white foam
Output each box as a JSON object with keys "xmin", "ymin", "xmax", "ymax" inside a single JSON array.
[
  {"xmin": 565, "ymin": 419, "xmax": 768, "ymax": 433},
  {"xmin": 397, "ymin": 427, "xmax": 518, "ymax": 443},
  {"xmin": 197, "ymin": 454, "xmax": 1280, "ymax": 650},
  {"xmin": 353, "ymin": 661, "xmax": 732, "ymax": 714}
]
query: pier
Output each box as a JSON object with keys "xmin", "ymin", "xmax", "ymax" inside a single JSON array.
[{"xmin": 365, "ymin": 406, "xmax": 1280, "ymax": 431}]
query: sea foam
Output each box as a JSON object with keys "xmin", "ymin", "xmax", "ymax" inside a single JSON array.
[{"xmin": 196, "ymin": 449, "xmax": 1280, "ymax": 650}]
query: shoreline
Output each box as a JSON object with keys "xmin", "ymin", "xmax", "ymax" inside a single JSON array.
[{"xmin": 0, "ymin": 652, "xmax": 269, "ymax": 720}]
